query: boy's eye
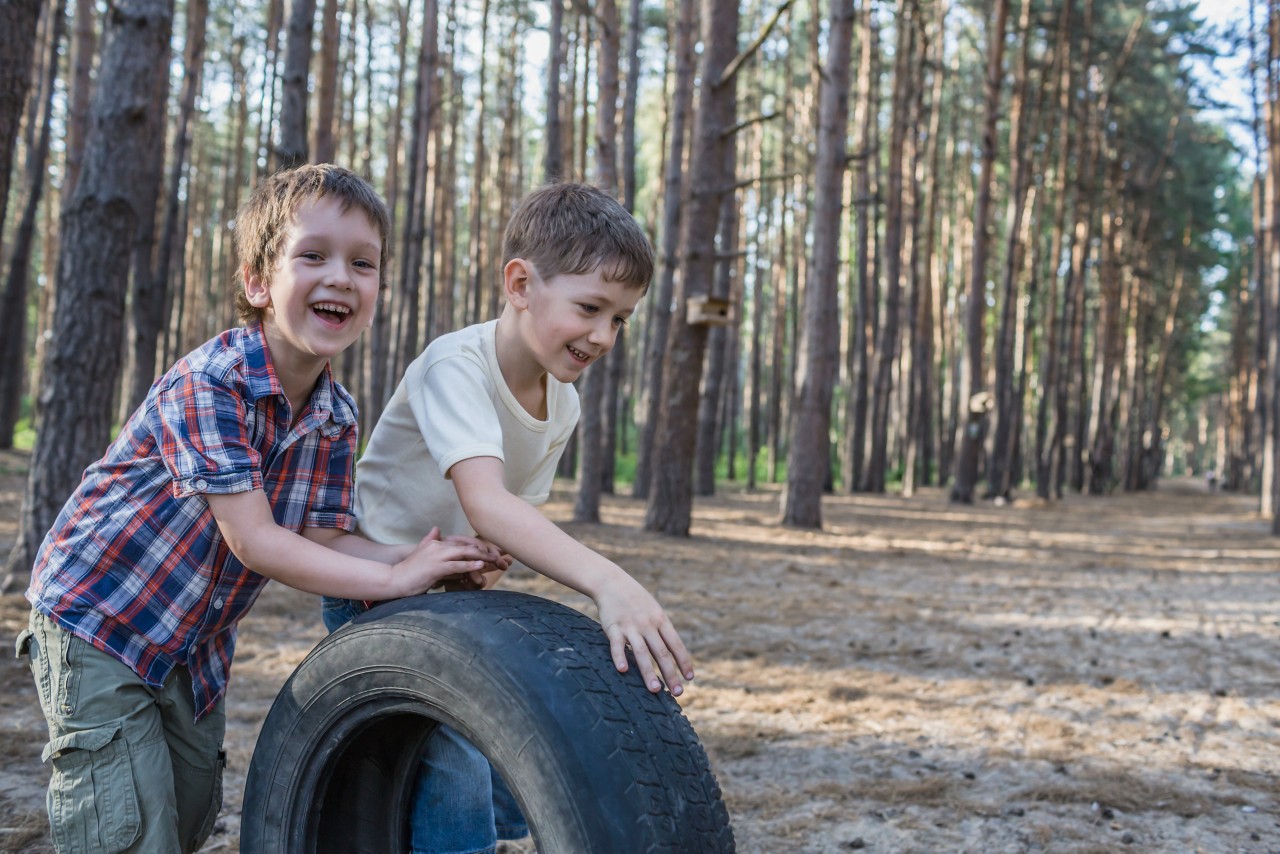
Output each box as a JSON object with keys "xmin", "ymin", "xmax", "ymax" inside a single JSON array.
[
  {"xmin": 354, "ymin": 259, "xmax": 376, "ymax": 270},
  {"xmin": 302, "ymin": 251, "xmax": 323, "ymax": 261},
  {"xmin": 613, "ymin": 316, "xmax": 628, "ymax": 328},
  {"xmin": 579, "ymin": 303, "xmax": 599, "ymax": 315}
]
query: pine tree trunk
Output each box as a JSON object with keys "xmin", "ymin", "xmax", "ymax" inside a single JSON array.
[
  {"xmin": 124, "ymin": 0, "xmax": 206, "ymax": 418},
  {"xmin": 782, "ymin": 0, "xmax": 854, "ymax": 527},
  {"xmin": 575, "ymin": 0, "xmax": 620, "ymax": 523},
  {"xmin": 986, "ymin": 0, "xmax": 1032, "ymax": 500},
  {"xmin": 866, "ymin": 0, "xmax": 916, "ymax": 494},
  {"xmin": 633, "ymin": 0, "xmax": 695, "ymax": 501},
  {"xmin": 644, "ymin": 0, "xmax": 739, "ymax": 535},
  {"xmin": 845, "ymin": 0, "xmax": 876, "ymax": 493},
  {"xmin": 0, "ymin": 0, "xmax": 61, "ymax": 450},
  {"xmin": 695, "ymin": 186, "xmax": 741, "ymax": 496},
  {"xmin": 278, "ymin": 0, "xmax": 316, "ymax": 168},
  {"xmin": 312, "ymin": 0, "xmax": 341, "ymax": 163},
  {"xmin": 951, "ymin": 0, "xmax": 1008, "ymax": 503},
  {"xmin": 5, "ymin": 0, "xmax": 175, "ymax": 587}
]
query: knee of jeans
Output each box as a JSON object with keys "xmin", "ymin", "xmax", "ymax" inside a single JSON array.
[{"xmin": 44, "ymin": 723, "xmax": 143, "ymax": 853}]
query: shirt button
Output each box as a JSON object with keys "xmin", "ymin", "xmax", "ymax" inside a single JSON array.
[
  {"xmin": 193, "ymin": 478, "xmax": 209, "ymax": 490},
  {"xmin": 213, "ymin": 598, "xmax": 224, "ymax": 609}
]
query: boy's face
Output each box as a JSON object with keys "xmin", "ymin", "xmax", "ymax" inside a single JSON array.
[
  {"xmin": 508, "ymin": 260, "xmax": 644, "ymax": 385},
  {"xmin": 244, "ymin": 196, "xmax": 381, "ymax": 369}
]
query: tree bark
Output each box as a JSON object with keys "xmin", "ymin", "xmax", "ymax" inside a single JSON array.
[
  {"xmin": 782, "ymin": 0, "xmax": 854, "ymax": 527},
  {"xmin": 5, "ymin": 0, "xmax": 175, "ymax": 588},
  {"xmin": 865, "ymin": 0, "xmax": 916, "ymax": 494},
  {"xmin": 644, "ymin": 0, "xmax": 740, "ymax": 535},
  {"xmin": 0, "ymin": 0, "xmax": 61, "ymax": 450},
  {"xmin": 575, "ymin": 0, "xmax": 620, "ymax": 523},
  {"xmin": 278, "ymin": 0, "xmax": 316, "ymax": 168},
  {"xmin": 123, "ymin": 0, "xmax": 206, "ymax": 418},
  {"xmin": 951, "ymin": 0, "xmax": 1008, "ymax": 503},
  {"xmin": 633, "ymin": 0, "xmax": 695, "ymax": 501},
  {"xmin": 0, "ymin": 0, "xmax": 42, "ymax": 246}
]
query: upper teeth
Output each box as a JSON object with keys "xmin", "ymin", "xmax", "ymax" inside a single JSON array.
[
  {"xmin": 569, "ymin": 346, "xmax": 590, "ymax": 360},
  {"xmin": 313, "ymin": 302, "xmax": 351, "ymax": 315}
]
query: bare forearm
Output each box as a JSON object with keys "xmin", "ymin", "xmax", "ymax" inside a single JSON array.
[
  {"xmin": 463, "ymin": 491, "xmax": 627, "ymax": 597},
  {"xmin": 232, "ymin": 524, "xmax": 405, "ymax": 600},
  {"xmin": 310, "ymin": 529, "xmax": 414, "ymax": 566}
]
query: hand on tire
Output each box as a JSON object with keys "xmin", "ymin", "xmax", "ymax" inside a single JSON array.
[
  {"xmin": 393, "ymin": 528, "xmax": 505, "ymax": 596},
  {"xmin": 596, "ymin": 576, "xmax": 695, "ymax": 697}
]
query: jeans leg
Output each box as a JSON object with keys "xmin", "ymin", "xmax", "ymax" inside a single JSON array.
[
  {"xmin": 490, "ymin": 765, "xmax": 528, "ymax": 841},
  {"xmin": 321, "ymin": 597, "xmax": 368, "ymax": 633},
  {"xmin": 410, "ymin": 724, "xmax": 497, "ymax": 854}
]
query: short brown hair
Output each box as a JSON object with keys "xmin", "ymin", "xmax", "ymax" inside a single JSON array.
[
  {"xmin": 502, "ymin": 183, "xmax": 653, "ymax": 289},
  {"xmin": 233, "ymin": 164, "xmax": 392, "ymax": 323}
]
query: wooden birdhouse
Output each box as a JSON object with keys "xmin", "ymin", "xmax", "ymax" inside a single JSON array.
[{"xmin": 686, "ymin": 295, "xmax": 731, "ymax": 326}]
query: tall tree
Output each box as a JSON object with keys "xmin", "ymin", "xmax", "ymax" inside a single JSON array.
[
  {"xmin": 950, "ymin": 0, "xmax": 1008, "ymax": 503},
  {"xmin": 123, "ymin": 0, "xmax": 207, "ymax": 418},
  {"xmin": 644, "ymin": 0, "xmax": 743, "ymax": 535},
  {"xmin": 0, "ymin": 0, "xmax": 63, "ymax": 449},
  {"xmin": 844, "ymin": 0, "xmax": 877, "ymax": 493},
  {"xmin": 312, "ymin": 0, "xmax": 341, "ymax": 163},
  {"xmin": 633, "ymin": 0, "xmax": 696, "ymax": 501},
  {"xmin": 0, "ymin": 0, "xmax": 42, "ymax": 246},
  {"xmin": 985, "ymin": 0, "xmax": 1034, "ymax": 500},
  {"xmin": 782, "ymin": 0, "xmax": 855, "ymax": 527},
  {"xmin": 4, "ymin": 0, "xmax": 175, "ymax": 588},
  {"xmin": 575, "ymin": 0, "xmax": 621, "ymax": 523},
  {"xmin": 544, "ymin": 0, "xmax": 566, "ymax": 181},
  {"xmin": 278, "ymin": 0, "xmax": 316, "ymax": 167},
  {"xmin": 865, "ymin": 0, "xmax": 916, "ymax": 493}
]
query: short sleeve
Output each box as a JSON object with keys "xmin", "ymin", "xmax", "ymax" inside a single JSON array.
[
  {"xmin": 155, "ymin": 371, "xmax": 263, "ymax": 498},
  {"xmin": 408, "ymin": 355, "xmax": 505, "ymax": 477}
]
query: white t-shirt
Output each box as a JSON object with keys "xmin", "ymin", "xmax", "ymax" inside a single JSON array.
[{"xmin": 353, "ymin": 319, "xmax": 580, "ymax": 545}]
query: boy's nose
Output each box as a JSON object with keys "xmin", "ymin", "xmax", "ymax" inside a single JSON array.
[
  {"xmin": 587, "ymin": 320, "xmax": 615, "ymax": 348},
  {"xmin": 324, "ymin": 263, "xmax": 354, "ymax": 289}
]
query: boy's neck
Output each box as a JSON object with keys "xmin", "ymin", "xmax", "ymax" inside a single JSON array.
[
  {"xmin": 260, "ymin": 323, "xmax": 325, "ymax": 421},
  {"xmin": 494, "ymin": 313, "xmax": 549, "ymax": 420}
]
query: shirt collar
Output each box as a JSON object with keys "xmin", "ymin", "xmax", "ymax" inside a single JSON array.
[{"xmin": 236, "ymin": 322, "xmax": 358, "ymax": 429}]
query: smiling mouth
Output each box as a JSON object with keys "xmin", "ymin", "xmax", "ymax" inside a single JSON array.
[
  {"xmin": 311, "ymin": 302, "xmax": 353, "ymax": 323},
  {"xmin": 567, "ymin": 344, "xmax": 592, "ymax": 363}
]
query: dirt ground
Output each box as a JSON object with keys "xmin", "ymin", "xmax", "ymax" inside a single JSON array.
[{"xmin": 0, "ymin": 445, "xmax": 1277, "ymax": 853}]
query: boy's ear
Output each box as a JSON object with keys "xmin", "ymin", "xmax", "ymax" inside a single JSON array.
[
  {"xmin": 243, "ymin": 265, "xmax": 271, "ymax": 309},
  {"xmin": 503, "ymin": 258, "xmax": 534, "ymax": 309}
]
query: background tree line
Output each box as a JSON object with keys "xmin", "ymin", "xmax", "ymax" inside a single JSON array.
[{"xmin": 0, "ymin": 0, "xmax": 1270, "ymax": 588}]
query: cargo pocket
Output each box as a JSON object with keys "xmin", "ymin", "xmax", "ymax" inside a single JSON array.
[{"xmin": 43, "ymin": 723, "xmax": 142, "ymax": 853}]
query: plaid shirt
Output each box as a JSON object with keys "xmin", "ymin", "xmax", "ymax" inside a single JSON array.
[{"xmin": 27, "ymin": 322, "xmax": 359, "ymax": 720}]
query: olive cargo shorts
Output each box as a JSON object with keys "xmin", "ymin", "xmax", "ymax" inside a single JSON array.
[{"xmin": 16, "ymin": 610, "xmax": 225, "ymax": 853}]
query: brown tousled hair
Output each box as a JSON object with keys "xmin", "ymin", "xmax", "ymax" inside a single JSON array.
[
  {"xmin": 501, "ymin": 183, "xmax": 653, "ymax": 290},
  {"xmin": 233, "ymin": 164, "xmax": 391, "ymax": 323}
]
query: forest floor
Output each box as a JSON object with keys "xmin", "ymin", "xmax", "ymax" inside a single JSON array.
[{"xmin": 0, "ymin": 446, "xmax": 1277, "ymax": 853}]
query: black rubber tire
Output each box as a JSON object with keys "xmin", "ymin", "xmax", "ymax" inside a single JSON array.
[{"xmin": 240, "ymin": 590, "xmax": 734, "ymax": 853}]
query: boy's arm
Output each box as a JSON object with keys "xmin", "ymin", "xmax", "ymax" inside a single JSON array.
[
  {"xmin": 206, "ymin": 490, "xmax": 493, "ymax": 600},
  {"xmin": 303, "ymin": 527, "xmax": 511, "ymax": 591},
  {"xmin": 449, "ymin": 456, "xmax": 694, "ymax": 696}
]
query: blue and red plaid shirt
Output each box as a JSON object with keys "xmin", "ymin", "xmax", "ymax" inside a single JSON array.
[{"xmin": 27, "ymin": 322, "xmax": 359, "ymax": 720}]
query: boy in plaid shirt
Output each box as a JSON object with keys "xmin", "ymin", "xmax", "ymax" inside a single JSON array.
[{"xmin": 17, "ymin": 164, "xmax": 502, "ymax": 853}]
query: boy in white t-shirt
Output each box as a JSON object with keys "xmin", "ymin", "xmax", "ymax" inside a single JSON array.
[{"xmin": 323, "ymin": 182, "xmax": 693, "ymax": 854}]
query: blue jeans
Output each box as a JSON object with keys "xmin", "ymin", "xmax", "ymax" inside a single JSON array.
[{"xmin": 322, "ymin": 597, "xmax": 528, "ymax": 854}]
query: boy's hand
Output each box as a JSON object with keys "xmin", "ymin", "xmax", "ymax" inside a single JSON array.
[
  {"xmin": 440, "ymin": 534, "xmax": 510, "ymax": 590},
  {"xmin": 594, "ymin": 576, "xmax": 695, "ymax": 698},
  {"xmin": 392, "ymin": 528, "xmax": 496, "ymax": 596}
]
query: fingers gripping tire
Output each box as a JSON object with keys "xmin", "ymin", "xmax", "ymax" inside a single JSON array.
[{"xmin": 240, "ymin": 590, "xmax": 734, "ymax": 853}]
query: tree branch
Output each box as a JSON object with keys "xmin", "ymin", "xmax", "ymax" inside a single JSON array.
[{"xmin": 716, "ymin": 0, "xmax": 794, "ymax": 89}]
